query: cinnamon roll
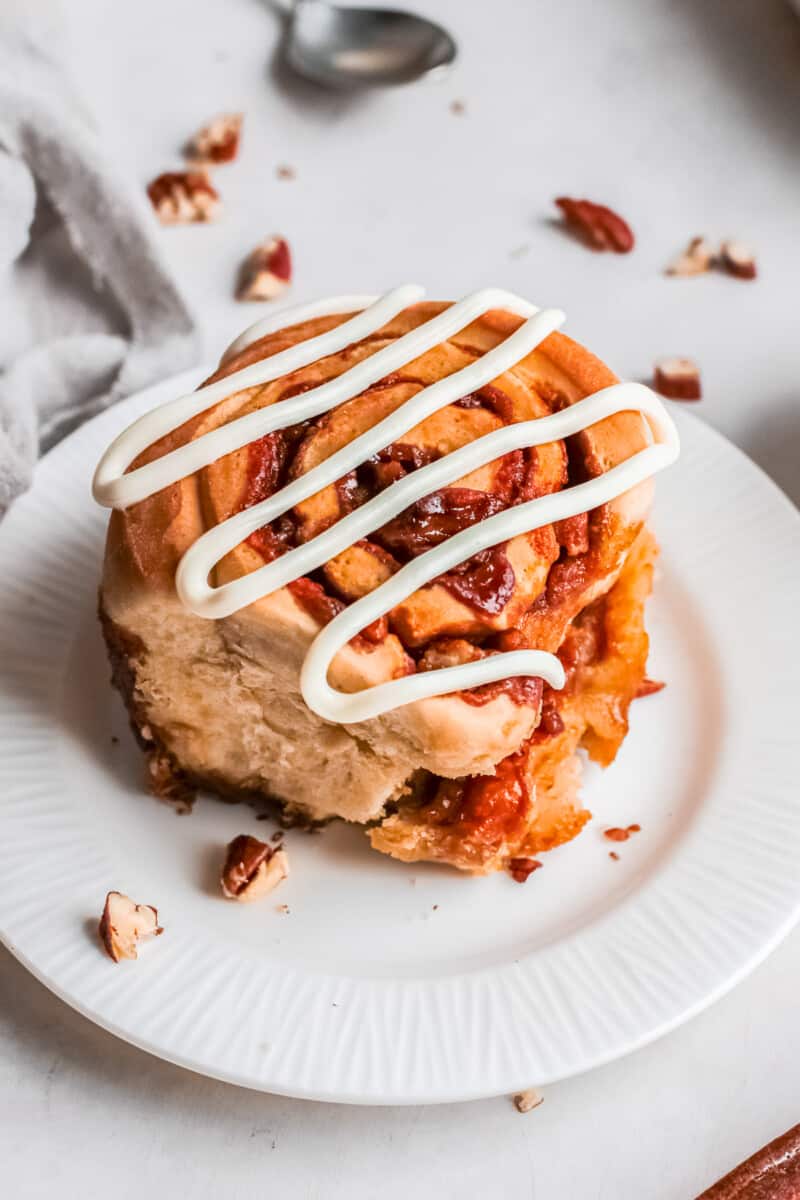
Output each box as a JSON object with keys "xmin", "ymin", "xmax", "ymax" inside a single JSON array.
[{"xmin": 96, "ymin": 288, "xmax": 678, "ymax": 876}]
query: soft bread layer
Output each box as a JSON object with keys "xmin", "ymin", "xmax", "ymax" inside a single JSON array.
[{"xmin": 100, "ymin": 584, "xmax": 541, "ymax": 824}]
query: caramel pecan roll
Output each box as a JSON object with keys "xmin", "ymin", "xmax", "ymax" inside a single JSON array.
[{"xmin": 100, "ymin": 300, "xmax": 659, "ymax": 874}]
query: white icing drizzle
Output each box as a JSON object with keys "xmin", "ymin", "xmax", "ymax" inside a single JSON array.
[{"xmin": 93, "ymin": 286, "xmax": 680, "ymax": 725}]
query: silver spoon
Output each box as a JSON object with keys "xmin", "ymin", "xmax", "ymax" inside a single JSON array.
[{"xmin": 281, "ymin": 0, "xmax": 457, "ymax": 88}]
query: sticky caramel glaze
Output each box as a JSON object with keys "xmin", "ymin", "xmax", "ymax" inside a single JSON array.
[
  {"xmin": 370, "ymin": 529, "xmax": 657, "ymax": 874},
  {"xmin": 239, "ymin": 380, "xmax": 594, "ymax": 705}
]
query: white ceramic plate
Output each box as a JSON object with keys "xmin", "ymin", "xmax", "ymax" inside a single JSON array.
[{"xmin": 1, "ymin": 369, "xmax": 799, "ymax": 1105}]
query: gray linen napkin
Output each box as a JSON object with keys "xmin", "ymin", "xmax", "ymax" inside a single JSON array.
[{"xmin": 0, "ymin": 1, "xmax": 198, "ymax": 516}]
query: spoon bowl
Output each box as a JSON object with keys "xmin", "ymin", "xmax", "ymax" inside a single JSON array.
[{"xmin": 285, "ymin": 0, "xmax": 457, "ymax": 88}]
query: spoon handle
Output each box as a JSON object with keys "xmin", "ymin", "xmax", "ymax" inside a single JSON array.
[{"xmin": 265, "ymin": 0, "xmax": 295, "ymax": 17}]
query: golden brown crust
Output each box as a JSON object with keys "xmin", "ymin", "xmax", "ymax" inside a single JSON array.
[{"xmin": 103, "ymin": 304, "xmax": 644, "ymax": 605}]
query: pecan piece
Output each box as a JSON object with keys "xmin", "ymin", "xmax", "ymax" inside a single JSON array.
[
  {"xmin": 666, "ymin": 236, "xmax": 714, "ymax": 277},
  {"xmin": 236, "ymin": 236, "xmax": 292, "ymax": 301},
  {"xmin": 555, "ymin": 197, "xmax": 634, "ymax": 253},
  {"xmin": 146, "ymin": 747, "xmax": 195, "ymax": 812},
  {"xmin": 98, "ymin": 891, "xmax": 163, "ymax": 962},
  {"xmin": 719, "ymin": 239, "xmax": 757, "ymax": 280},
  {"xmin": 220, "ymin": 834, "xmax": 290, "ymax": 902},
  {"xmin": 508, "ymin": 857, "xmax": 543, "ymax": 883},
  {"xmin": 147, "ymin": 170, "xmax": 220, "ymax": 224},
  {"xmin": 653, "ymin": 356, "xmax": 702, "ymax": 401},
  {"xmin": 538, "ymin": 700, "xmax": 565, "ymax": 736},
  {"xmin": 513, "ymin": 1088, "xmax": 544, "ymax": 1113},
  {"xmin": 187, "ymin": 113, "xmax": 243, "ymax": 165}
]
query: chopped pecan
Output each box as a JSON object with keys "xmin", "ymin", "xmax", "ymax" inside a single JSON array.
[
  {"xmin": 220, "ymin": 834, "xmax": 290, "ymax": 902},
  {"xmin": 555, "ymin": 197, "xmax": 634, "ymax": 253},
  {"xmin": 187, "ymin": 113, "xmax": 243, "ymax": 164},
  {"xmin": 538, "ymin": 700, "xmax": 564, "ymax": 736},
  {"xmin": 147, "ymin": 170, "xmax": 220, "ymax": 224},
  {"xmin": 666, "ymin": 236, "xmax": 714, "ymax": 277},
  {"xmin": 719, "ymin": 239, "xmax": 757, "ymax": 280},
  {"xmin": 236, "ymin": 236, "xmax": 292, "ymax": 301},
  {"xmin": 275, "ymin": 163, "xmax": 296, "ymax": 180},
  {"xmin": 508, "ymin": 857, "xmax": 542, "ymax": 883},
  {"xmin": 555, "ymin": 512, "xmax": 590, "ymax": 557},
  {"xmin": 417, "ymin": 638, "xmax": 483, "ymax": 673},
  {"xmin": 653, "ymin": 356, "xmax": 702, "ymax": 401},
  {"xmin": 513, "ymin": 1088, "xmax": 544, "ymax": 1113},
  {"xmin": 146, "ymin": 747, "xmax": 195, "ymax": 812},
  {"xmin": 98, "ymin": 891, "xmax": 163, "ymax": 962}
]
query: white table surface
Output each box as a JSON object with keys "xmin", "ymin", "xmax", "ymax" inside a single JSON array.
[{"xmin": 3, "ymin": 2, "xmax": 799, "ymax": 1196}]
